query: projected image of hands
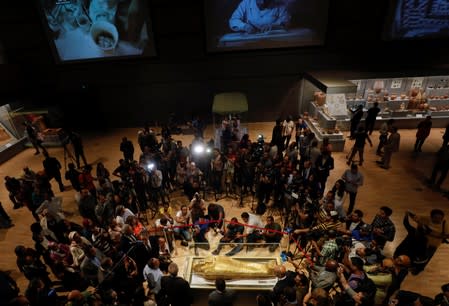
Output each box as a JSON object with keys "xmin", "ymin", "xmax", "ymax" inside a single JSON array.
[
  {"xmin": 40, "ymin": 0, "xmax": 156, "ymax": 62},
  {"xmin": 205, "ymin": 0, "xmax": 329, "ymax": 52}
]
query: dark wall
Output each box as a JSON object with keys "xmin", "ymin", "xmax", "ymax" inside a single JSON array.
[{"xmin": 2, "ymin": 1, "xmax": 449, "ymax": 127}]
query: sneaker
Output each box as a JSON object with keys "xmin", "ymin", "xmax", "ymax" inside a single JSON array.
[
  {"xmin": 211, "ymin": 250, "xmax": 219, "ymax": 255},
  {"xmin": 181, "ymin": 240, "xmax": 189, "ymax": 247}
]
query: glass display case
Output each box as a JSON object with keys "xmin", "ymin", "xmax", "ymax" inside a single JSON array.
[
  {"xmin": 0, "ymin": 104, "xmax": 27, "ymax": 163},
  {"xmin": 300, "ymin": 73, "xmax": 449, "ymax": 138},
  {"xmin": 349, "ymin": 76, "xmax": 449, "ymax": 120},
  {"xmin": 183, "ymin": 242, "xmax": 281, "ymax": 290}
]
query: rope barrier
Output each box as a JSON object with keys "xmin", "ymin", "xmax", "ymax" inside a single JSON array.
[{"xmin": 142, "ymin": 218, "xmax": 314, "ymax": 266}]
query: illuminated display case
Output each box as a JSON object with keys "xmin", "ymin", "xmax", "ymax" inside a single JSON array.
[
  {"xmin": 0, "ymin": 104, "xmax": 27, "ymax": 163},
  {"xmin": 300, "ymin": 72, "xmax": 449, "ymax": 141}
]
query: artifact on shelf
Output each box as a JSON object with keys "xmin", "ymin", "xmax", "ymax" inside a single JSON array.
[
  {"xmin": 400, "ymin": 93, "xmax": 407, "ymax": 99},
  {"xmin": 410, "ymin": 88, "xmax": 419, "ymax": 97},
  {"xmin": 314, "ymin": 91, "xmax": 326, "ymax": 106},
  {"xmin": 400, "ymin": 102, "xmax": 405, "ymax": 110},
  {"xmin": 373, "ymin": 80, "xmax": 385, "ymax": 94},
  {"xmin": 407, "ymin": 98, "xmax": 417, "ymax": 109},
  {"xmin": 390, "ymin": 94, "xmax": 397, "ymax": 100}
]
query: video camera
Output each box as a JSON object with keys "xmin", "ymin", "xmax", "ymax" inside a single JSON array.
[
  {"xmin": 305, "ymin": 230, "xmax": 326, "ymax": 241},
  {"xmin": 336, "ymin": 236, "xmax": 353, "ymax": 248}
]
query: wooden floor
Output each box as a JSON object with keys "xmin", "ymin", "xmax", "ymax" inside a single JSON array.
[{"xmin": 1, "ymin": 122, "xmax": 448, "ymax": 301}]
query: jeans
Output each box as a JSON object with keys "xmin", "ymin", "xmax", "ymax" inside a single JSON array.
[
  {"xmin": 174, "ymin": 227, "xmax": 191, "ymax": 241},
  {"xmin": 347, "ymin": 191, "xmax": 357, "ymax": 214}
]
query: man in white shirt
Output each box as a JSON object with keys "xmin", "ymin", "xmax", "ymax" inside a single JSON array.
[
  {"xmin": 225, "ymin": 212, "xmax": 264, "ymax": 256},
  {"xmin": 174, "ymin": 205, "xmax": 191, "ymax": 246}
]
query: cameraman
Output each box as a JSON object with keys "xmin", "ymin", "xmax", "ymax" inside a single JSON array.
[
  {"xmin": 314, "ymin": 230, "xmax": 340, "ymax": 266},
  {"xmin": 256, "ymin": 169, "xmax": 274, "ymax": 206},
  {"xmin": 294, "ymin": 211, "xmax": 344, "ymax": 237},
  {"xmin": 212, "ymin": 217, "xmax": 244, "ymax": 255},
  {"xmin": 68, "ymin": 130, "xmax": 88, "ymax": 169},
  {"xmin": 147, "ymin": 163, "xmax": 167, "ymax": 206}
]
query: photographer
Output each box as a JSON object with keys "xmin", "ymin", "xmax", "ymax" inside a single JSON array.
[
  {"xmin": 336, "ymin": 265, "xmax": 377, "ymax": 306},
  {"xmin": 189, "ymin": 192, "xmax": 206, "ymax": 223},
  {"xmin": 408, "ymin": 209, "xmax": 449, "ymax": 275},
  {"xmin": 211, "ymin": 148, "xmax": 225, "ymax": 196},
  {"xmin": 68, "ymin": 130, "xmax": 88, "ymax": 169},
  {"xmin": 193, "ymin": 215, "xmax": 210, "ymax": 250},
  {"xmin": 155, "ymin": 217, "xmax": 174, "ymax": 253},
  {"xmin": 256, "ymin": 169, "xmax": 274, "ymax": 207},
  {"xmin": 235, "ymin": 147, "xmax": 256, "ymax": 196},
  {"xmin": 212, "ymin": 217, "xmax": 244, "ymax": 255},
  {"xmin": 309, "ymin": 259, "xmax": 338, "ymax": 290},
  {"xmin": 263, "ymin": 216, "xmax": 282, "ymax": 252},
  {"xmin": 314, "ymin": 230, "xmax": 340, "ymax": 266},
  {"xmin": 207, "ymin": 203, "xmax": 225, "ymax": 231},
  {"xmin": 294, "ymin": 211, "xmax": 344, "ymax": 239},
  {"xmin": 147, "ymin": 163, "xmax": 167, "ymax": 206},
  {"xmin": 184, "ymin": 162, "xmax": 203, "ymax": 201},
  {"xmin": 226, "ymin": 212, "xmax": 264, "ymax": 256},
  {"xmin": 173, "ymin": 205, "xmax": 192, "ymax": 247}
]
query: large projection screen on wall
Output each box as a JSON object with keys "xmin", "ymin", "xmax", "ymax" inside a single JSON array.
[
  {"xmin": 39, "ymin": 0, "xmax": 157, "ymax": 62},
  {"xmin": 385, "ymin": 0, "xmax": 449, "ymax": 40},
  {"xmin": 204, "ymin": 0, "xmax": 329, "ymax": 52}
]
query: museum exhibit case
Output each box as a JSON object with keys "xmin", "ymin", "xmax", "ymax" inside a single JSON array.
[
  {"xmin": 298, "ymin": 73, "xmax": 355, "ymax": 151},
  {"xmin": 183, "ymin": 241, "xmax": 281, "ymax": 290},
  {"xmin": 0, "ymin": 104, "xmax": 27, "ymax": 163},
  {"xmin": 300, "ymin": 72, "xmax": 449, "ymax": 151}
]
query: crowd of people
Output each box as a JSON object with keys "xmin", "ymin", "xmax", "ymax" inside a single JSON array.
[{"xmin": 0, "ymin": 115, "xmax": 448, "ymax": 306}]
